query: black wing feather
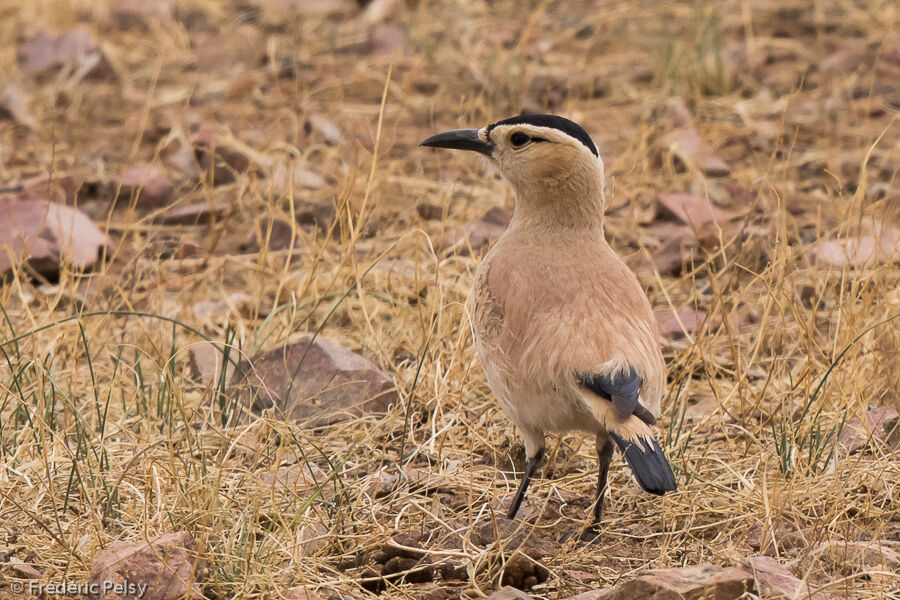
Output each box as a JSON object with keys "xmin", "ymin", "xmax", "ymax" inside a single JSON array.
[{"xmin": 580, "ymin": 366, "xmax": 657, "ymax": 424}]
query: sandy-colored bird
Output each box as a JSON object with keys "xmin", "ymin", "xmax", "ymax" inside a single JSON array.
[{"xmin": 421, "ymin": 114, "xmax": 677, "ymax": 533}]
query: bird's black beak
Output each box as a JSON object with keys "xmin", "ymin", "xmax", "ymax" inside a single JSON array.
[{"xmin": 420, "ymin": 128, "xmax": 493, "ymax": 157}]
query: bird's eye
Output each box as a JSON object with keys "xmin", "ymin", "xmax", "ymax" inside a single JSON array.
[{"xmin": 510, "ymin": 132, "xmax": 530, "ymax": 147}]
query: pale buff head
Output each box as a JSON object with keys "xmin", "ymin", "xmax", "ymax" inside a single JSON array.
[{"xmin": 421, "ymin": 114, "xmax": 607, "ymax": 228}]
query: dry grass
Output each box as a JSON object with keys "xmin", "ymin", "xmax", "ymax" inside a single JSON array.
[{"xmin": 1, "ymin": 0, "xmax": 899, "ymax": 598}]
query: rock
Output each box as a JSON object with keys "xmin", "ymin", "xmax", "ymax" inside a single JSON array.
[
  {"xmin": 20, "ymin": 172, "xmax": 81, "ymax": 204},
  {"xmin": 741, "ymin": 556, "xmax": 826, "ymax": 599},
  {"xmin": 818, "ymin": 540, "xmax": 900, "ymax": 573},
  {"xmin": 254, "ymin": 462, "xmax": 327, "ymax": 493},
  {"xmin": 453, "ymin": 206, "xmax": 510, "ymax": 253},
  {"xmin": 116, "ymin": 164, "xmax": 174, "ymax": 209},
  {"xmin": 154, "ymin": 198, "xmax": 232, "ymax": 225},
  {"xmin": 298, "ymin": 519, "xmax": 331, "ymax": 556},
  {"xmin": 612, "ymin": 564, "xmax": 754, "ymax": 600},
  {"xmin": 364, "ymin": 469, "xmax": 398, "ymax": 498},
  {"xmin": 808, "ymin": 234, "xmax": 900, "ymax": 269},
  {"xmin": 0, "ymin": 196, "xmax": 107, "ymax": 280},
  {"xmin": 655, "ymin": 307, "xmax": 706, "ymax": 339},
  {"xmin": 294, "ymin": 200, "xmax": 335, "ymax": 234},
  {"xmin": 838, "ymin": 406, "xmax": 900, "ymax": 453},
  {"xmin": 0, "ymin": 83, "xmax": 37, "ymax": 130},
  {"xmin": 637, "ymin": 223, "xmax": 698, "ymax": 277},
  {"xmin": 191, "ymin": 29, "xmax": 265, "ymax": 76},
  {"xmin": 660, "ymin": 127, "xmax": 730, "ymax": 177},
  {"xmin": 192, "ymin": 126, "xmax": 260, "ymax": 185},
  {"xmin": 368, "ymin": 24, "xmax": 412, "ymax": 57},
  {"xmin": 250, "ymin": 218, "xmax": 300, "ymax": 252},
  {"xmin": 19, "ymin": 29, "xmax": 115, "ymax": 81},
  {"xmin": 484, "ymin": 586, "xmax": 533, "ymax": 600},
  {"xmin": 305, "ymin": 114, "xmax": 343, "ymax": 145},
  {"xmin": 657, "ymin": 193, "xmax": 728, "ymax": 226},
  {"xmin": 563, "ymin": 590, "xmax": 616, "ymax": 600},
  {"xmin": 658, "ymin": 100, "xmax": 730, "ymax": 177},
  {"xmin": 273, "ymin": 162, "xmax": 326, "ymax": 193},
  {"xmin": 742, "ymin": 522, "xmax": 812, "ymax": 558},
  {"xmin": 188, "ymin": 341, "xmax": 235, "ymax": 387},
  {"xmin": 166, "ymin": 144, "xmax": 202, "ymax": 180},
  {"xmin": 87, "ymin": 531, "xmax": 206, "ymax": 600},
  {"xmin": 9, "ymin": 556, "xmax": 42, "ymax": 578},
  {"xmin": 284, "ymin": 588, "xmax": 323, "ymax": 600},
  {"xmin": 416, "ymin": 202, "xmax": 444, "ymax": 220},
  {"xmin": 191, "ymin": 292, "xmax": 253, "ymax": 321},
  {"xmin": 230, "ymin": 335, "xmax": 399, "ymax": 425},
  {"xmin": 362, "ymin": 0, "xmax": 400, "ymax": 24}
]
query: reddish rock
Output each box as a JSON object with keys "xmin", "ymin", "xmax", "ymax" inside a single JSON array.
[
  {"xmin": 660, "ymin": 127, "xmax": 730, "ymax": 177},
  {"xmin": 251, "ymin": 218, "xmax": 299, "ymax": 252},
  {"xmin": 192, "ymin": 29, "xmax": 265, "ymax": 75},
  {"xmin": 742, "ymin": 556, "xmax": 826, "ymax": 599},
  {"xmin": 657, "ymin": 193, "xmax": 728, "ymax": 226},
  {"xmin": 368, "ymin": 24, "xmax": 412, "ymax": 57},
  {"xmin": 563, "ymin": 590, "xmax": 616, "ymax": 600},
  {"xmin": 0, "ymin": 83, "xmax": 37, "ymax": 130},
  {"xmin": 272, "ymin": 162, "xmax": 326, "ymax": 193},
  {"xmin": 116, "ymin": 164, "xmax": 174, "ymax": 209},
  {"xmin": 484, "ymin": 585, "xmax": 534, "ymax": 599},
  {"xmin": 230, "ymin": 335, "xmax": 399, "ymax": 425},
  {"xmin": 742, "ymin": 522, "xmax": 813, "ymax": 558},
  {"xmin": 454, "ymin": 206, "xmax": 510, "ymax": 253},
  {"xmin": 818, "ymin": 540, "xmax": 900, "ymax": 573},
  {"xmin": 638, "ymin": 223, "xmax": 698, "ymax": 276},
  {"xmin": 284, "ymin": 588, "xmax": 322, "ymax": 600},
  {"xmin": 191, "ymin": 293, "xmax": 253, "ymax": 321},
  {"xmin": 306, "ymin": 114, "xmax": 343, "ymax": 145},
  {"xmin": 19, "ymin": 29, "xmax": 115, "ymax": 81},
  {"xmin": 192, "ymin": 126, "xmax": 259, "ymax": 185},
  {"xmin": 9, "ymin": 557, "xmax": 42, "ymax": 578},
  {"xmin": 0, "ymin": 196, "xmax": 107, "ymax": 280},
  {"xmin": 188, "ymin": 341, "xmax": 235, "ymax": 387},
  {"xmin": 808, "ymin": 234, "xmax": 900, "ymax": 269},
  {"xmin": 655, "ymin": 307, "xmax": 706, "ymax": 339},
  {"xmin": 87, "ymin": 531, "xmax": 206, "ymax": 600},
  {"xmin": 154, "ymin": 198, "xmax": 232, "ymax": 225},
  {"xmin": 839, "ymin": 406, "xmax": 900, "ymax": 453},
  {"xmin": 658, "ymin": 100, "xmax": 730, "ymax": 177},
  {"xmin": 613, "ymin": 564, "xmax": 754, "ymax": 600},
  {"xmin": 20, "ymin": 172, "xmax": 80, "ymax": 204}
]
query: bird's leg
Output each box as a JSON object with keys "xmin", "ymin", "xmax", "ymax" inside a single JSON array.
[
  {"xmin": 591, "ymin": 435, "xmax": 615, "ymax": 529},
  {"xmin": 507, "ymin": 447, "xmax": 545, "ymax": 520}
]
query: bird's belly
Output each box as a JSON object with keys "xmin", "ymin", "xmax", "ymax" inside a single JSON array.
[{"xmin": 478, "ymin": 344, "xmax": 599, "ymax": 435}]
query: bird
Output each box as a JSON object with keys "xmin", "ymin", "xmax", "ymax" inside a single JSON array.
[{"xmin": 420, "ymin": 114, "xmax": 677, "ymax": 534}]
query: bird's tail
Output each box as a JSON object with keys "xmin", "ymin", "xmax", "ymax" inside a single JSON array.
[
  {"xmin": 608, "ymin": 430, "xmax": 677, "ymax": 495},
  {"xmin": 579, "ymin": 389, "xmax": 677, "ymax": 495}
]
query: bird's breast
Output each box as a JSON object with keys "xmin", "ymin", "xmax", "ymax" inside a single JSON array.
[{"xmin": 470, "ymin": 230, "xmax": 665, "ymax": 415}]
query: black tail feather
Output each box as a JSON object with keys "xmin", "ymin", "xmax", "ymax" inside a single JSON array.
[{"xmin": 609, "ymin": 431, "xmax": 677, "ymax": 495}]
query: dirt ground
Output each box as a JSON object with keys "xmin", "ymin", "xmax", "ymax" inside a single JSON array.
[{"xmin": 0, "ymin": 0, "xmax": 899, "ymax": 598}]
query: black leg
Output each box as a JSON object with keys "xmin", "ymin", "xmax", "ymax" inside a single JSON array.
[
  {"xmin": 507, "ymin": 448, "xmax": 545, "ymax": 519},
  {"xmin": 592, "ymin": 438, "xmax": 615, "ymax": 526}
]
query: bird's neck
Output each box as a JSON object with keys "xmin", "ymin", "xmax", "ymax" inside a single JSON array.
[{"xmin": 510, "ymin": 176, "xmax": 607, "ymax": 232}]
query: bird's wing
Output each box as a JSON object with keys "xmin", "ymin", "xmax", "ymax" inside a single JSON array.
[{"xmin": 578, "ymin": 366, "xmax": 656, "ymax": 425}]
